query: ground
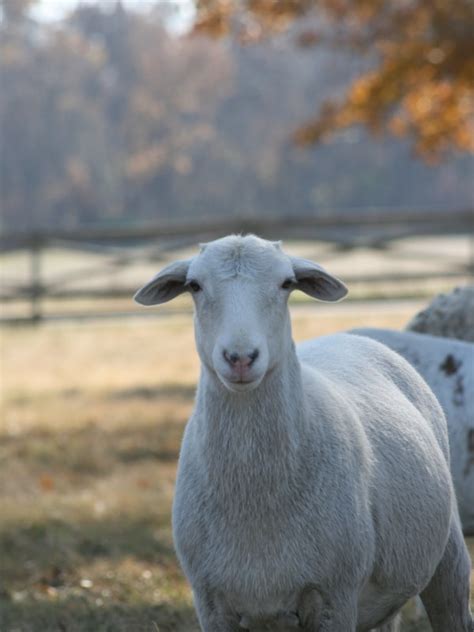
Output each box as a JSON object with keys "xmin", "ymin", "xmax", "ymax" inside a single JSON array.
[{"xmin": 0, "ymin": 302, "xmax": 472, "ymax": 631}]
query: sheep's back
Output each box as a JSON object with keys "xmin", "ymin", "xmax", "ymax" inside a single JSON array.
[{"xmin": 297, "ymin": 333, "xmax": 450, "ymax": 461}]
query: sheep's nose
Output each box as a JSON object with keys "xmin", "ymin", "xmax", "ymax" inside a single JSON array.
[{"xmin": 223, "ymin": 348, "xmax": 259, "ymax": 368}]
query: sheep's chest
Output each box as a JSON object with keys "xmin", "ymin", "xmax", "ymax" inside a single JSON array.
[
  {"xmin": 173, "ymin": 422, "xmax": 330, "ymax": 616},
  {"xmin": 173, "ymin": 451, "xmax": 327, "ymax": 613},
  {"xmin": 198, "ymin": 506, "xmax": 314, "ymax": 615}
]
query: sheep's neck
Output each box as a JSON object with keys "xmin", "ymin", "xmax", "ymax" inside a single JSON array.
[{"xmin": 196, "ymin": 350, "xmax": 306, "ymax": 509}]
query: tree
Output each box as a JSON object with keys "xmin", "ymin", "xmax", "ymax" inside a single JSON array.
[
  {"xmin": 1, "ymin": 1, "xmax": 472, "ymax": 230},
  {"xmin": 0, "ymin": 0, "xmax": 36, "ymax": 23},
  {"xmin": 194, "ymin": 0, "xmax": 474, "ymax": 160}
]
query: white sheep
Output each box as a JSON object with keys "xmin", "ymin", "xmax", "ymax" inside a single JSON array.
[
  {"xmin": 406, "ymin": 286, "xmax": 474, "ymax": 342},
  {"xmin": 350, "ymin": 328, "xmax": 474, "ymax": 537},
  {"xmin": 135, "ymin": 235, "xmax": 472, "ymax": 632}
]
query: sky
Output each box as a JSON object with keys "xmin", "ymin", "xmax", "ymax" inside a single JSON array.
[{"xmin": 30, "ymin": 0, "xmax": 195, "ymax": 32}]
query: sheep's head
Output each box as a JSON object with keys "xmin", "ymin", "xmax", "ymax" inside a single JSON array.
[{"xmin": 135, "ymin": 235, "xmax": 347, "ymax": 392}]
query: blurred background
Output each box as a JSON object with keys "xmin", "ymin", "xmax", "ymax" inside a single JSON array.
[{"xmin": 0, "ymin": 1, "xmax": 473, "ymax": 630}]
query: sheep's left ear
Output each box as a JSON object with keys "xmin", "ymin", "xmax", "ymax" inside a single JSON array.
[
  {"xmin": 290, "ymin": 256, "xmax": 348, "ymax": 302},
  {"xmin": 134, "ymin": 259, "xmax": 192, "ymax": 306}
]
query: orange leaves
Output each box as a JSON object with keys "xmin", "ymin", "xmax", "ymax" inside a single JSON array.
[
  {"xmin": 196, "ymin": 0, "xmax": 474, "ymax": 160},
  {"xmin": 194, "ymin": 0, "xmax": 235, "ymax": 37},
  {"xmin": 195, "ymin": 0, "xmax": 314, "ymax": 40},
  {"xmin": 394, "ymin": 81, "xmax": 474, "ymax": 158},
  {"xmin": 38, "ymin": 473, "xmax": 55, "ymax": 492},
  {"xmin": 296, "ymin": 62, "xmax": 474, "ymax": 159},
  {"xmin": 327, "ymin": 48, "xmax": 474, "ymax": 158}
]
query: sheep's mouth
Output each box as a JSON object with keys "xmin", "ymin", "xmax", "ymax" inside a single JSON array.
[{"xmin": 218, "ymin": 373, "xmax": 264, "ymax": 392}]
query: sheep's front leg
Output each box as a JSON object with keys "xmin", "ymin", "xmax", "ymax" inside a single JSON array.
[
  {"xmin": 193, "ymin": 585, "xmax": 241, "ymax": 632},
  {"xmin": 304, "ymin": 589, "xmax": 358, "ymax": 632},
  {"xmin": 317, "ymin": 604, "xmax": 358, "ymax": 631}
]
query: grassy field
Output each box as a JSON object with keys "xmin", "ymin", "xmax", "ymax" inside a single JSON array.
[{"xmin": 1, "ymin": 303, "xmax": 472, "ymax": 631}]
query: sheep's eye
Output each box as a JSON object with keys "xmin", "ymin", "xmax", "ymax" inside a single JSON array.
[
  {"xmin": 188, "ymin": 280, "xmax": 201, "ymax": 293},
  {"xmin": 281, "ymin": 278, "xmax": 295, "ymax": 290}
]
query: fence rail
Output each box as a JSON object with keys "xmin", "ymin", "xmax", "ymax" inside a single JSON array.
[
  {"xmin": 2, "ymin": 208, "xmax": 473, "ymax": 247},
  {"xmin": 1, "ymin": 210, "xmax": 473, "ymax": 324}
]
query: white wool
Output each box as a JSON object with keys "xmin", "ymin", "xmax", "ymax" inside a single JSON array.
[
  {"xmin": 135, "ymin": 235, "xmax": 473, "ymax": 632},
  {"xmin": 351, "ymin": 327, "xmax": 474, "ymax": 536},
  {"xmin": 406, "ymin": 286, "xmax": 474, "ymax": 342}
]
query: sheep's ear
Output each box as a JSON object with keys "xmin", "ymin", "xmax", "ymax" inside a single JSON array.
[
  {"xmin": 290, "ymin": 256, "xmax": 348, "ymax": 302},
  {"xmin": 134, "ymin": 259, "xmax": 192, "ymax": 306}
]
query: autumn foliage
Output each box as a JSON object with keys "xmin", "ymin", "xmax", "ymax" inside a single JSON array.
[
  {"xmin": 1, "ymin": 0, "xmax": 472, "ymax": 230},
  {"xmin": 195, "ymin": 0, "xmax": 474, "ymax": 159}
]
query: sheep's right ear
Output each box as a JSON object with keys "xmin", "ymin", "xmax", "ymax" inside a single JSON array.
[
  {"xmin": 134, "ymin": 259, "xmax": 192, "ymax": 306},
  {"xmin": 290, "ymin": 256, "xmax": 348, "ymax": 302}
]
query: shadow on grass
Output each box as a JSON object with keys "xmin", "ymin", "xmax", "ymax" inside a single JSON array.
[
  {"xmin": 1, "ymin": 418, "xmax": 187, "ymax": 473},
  {"xmin": 0, "ymin": 511, "xmax": 198, "ymax": 628},
  {"xmin": 108, "ymin": 384, "xmax": 196, "ymax": 401},
  {"xmin": 2, "ymin": 381, "xmax": 197, "ymax": 475},
  {"xmin": 7, "ymin": 383, "xmax": 197, "ymax": 406},
  {"xmin": 1, "ymin": 513, "xmax": 176, "ymax": 566},
  {"xmin": 0, "ymin": 598, "xmax": 199, "ymax": 632}
]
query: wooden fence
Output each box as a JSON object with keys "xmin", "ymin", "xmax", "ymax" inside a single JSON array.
[{"xmin": 1, "ymin": 209, "xmax": 473, "ymax": 323}]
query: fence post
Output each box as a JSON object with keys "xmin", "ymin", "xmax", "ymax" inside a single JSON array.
[{"xmin": 29, "ymin": 235, "xmax": 43, "ymax": 323}]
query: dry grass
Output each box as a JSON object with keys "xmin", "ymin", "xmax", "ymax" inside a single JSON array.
[{"xmin": 0, "ymin": 303, "xmax": 472, "ymax": 631}]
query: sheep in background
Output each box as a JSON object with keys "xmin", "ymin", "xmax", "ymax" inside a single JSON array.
[
  {"xmin": 406, "ymin": 285, "xmax": 474, "ymax": 342},
  {"xmin": 351, "ymin": 328, "xmax": 474, "ymax": 536},
  {"xmin": 135, "ymin": 235, "xmax": 472, "ymax": 632}
]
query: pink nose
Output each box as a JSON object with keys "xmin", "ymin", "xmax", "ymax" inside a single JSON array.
[{"xmin": 223, "ymin": 349, "xmax": 259, "ymax": 372}]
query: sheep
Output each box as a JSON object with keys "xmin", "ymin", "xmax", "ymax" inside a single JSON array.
[
  {"xmin": 134, "ymin": 235, "xmax": 473, "ymax": 632},
  {"xmin": 406, "ymin": 285, "xmax": 474, "ymax": 342},
  {"xmin": 350, "ymin": 328, "xmax": 474, "ymax": 536}
]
